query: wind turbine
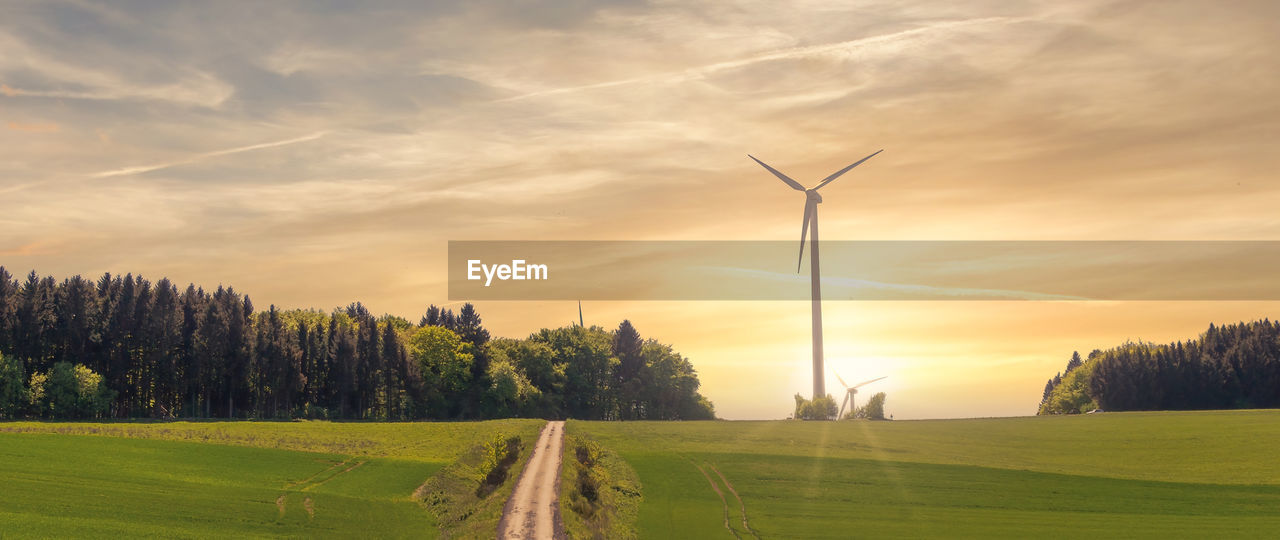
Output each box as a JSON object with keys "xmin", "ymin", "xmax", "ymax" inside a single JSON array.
[
  {"xmin": 834, "ymin": 373, "xmax": 887, "ymax": 419},
  {"xmin": 749, "ymin": 149, "xmax": 883, "ymax": 400}
]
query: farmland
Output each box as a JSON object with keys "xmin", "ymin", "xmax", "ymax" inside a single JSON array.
[
  {"xmin": 0, "ymin": 420, "xmax": 543, "ymax": 538},
  {"xmin": 571, "ymin": 410, "xmax": 1280, "ymax": 538},
  {"xmin": 4, "ymin": 412, "xmax": 1280, "ymax": 538}
]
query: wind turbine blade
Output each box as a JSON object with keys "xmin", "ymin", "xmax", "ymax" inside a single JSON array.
[
  {"xmin": 852, "ymin": 376, "xmax": 887, "ymax": 389},
  {"xmin": 797, "ymin": 199, "xmax": 813, "ymax": 272},
  {"xmin": 812, "ymin": 149, "xmax": 883, "ymax": 191},
  {"xmin": 749, "ymin": 155, "xmax": 806, "ymax": 191},
  {"xmin": 833, "ymin": 372, "xmax": 848, "ymax": 389}
]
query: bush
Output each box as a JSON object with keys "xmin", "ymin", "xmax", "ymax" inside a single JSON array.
[
  {"xmin": 30, "ymin": 362, "xmax": 115, "ymax": 419},
  {"xmin": 299, "ymin": 404, "xmax": 330, "ymax": 420},
  {"xmin": 793, "ymin": 393, "xmax": 838, "ymax": 420},
  {"xmin": 847, "ymin": 392, "xmax": 888, "ymax": 420},
  {"xmin": 560, "ymin": 433, "xmax": 641, "ymax": 540},
  {"xmin": 415, "ymin": 429, "xmax": 532, "ymax": 539},
  {"xmin": 475, "ymin": 434, "xmax": 522, "ymax": 497}
]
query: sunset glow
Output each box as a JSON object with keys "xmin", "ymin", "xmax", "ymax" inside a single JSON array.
[{"xmin": 4, "ymin": 1, "xmax": 1279, "ymax": 419}]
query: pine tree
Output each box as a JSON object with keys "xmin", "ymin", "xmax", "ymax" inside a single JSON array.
[
  {"xmin": 457, "ymin": 303, "xmax": 490, "ymax": 417},
  {"xmin": 145, "ymin": 278, "xmax": 181, "ymax": 417},
  {"xmin": 381, "ymin": 321, "xmax": 402, "ymax": 418},
  {"xmin": 179, "ymin": 285, "xmax": 205, "ymax": 416},
  {"xmin": 331, "ymin": 317, "xmax": 358, "ymax": 418},
  {"xmin": 0, "ymin": 267, "xmax": 16, "ymax": 356},
  {"xmin": 1065, "ymin": 351, "xmax": 1083, "ymax": 373},
  {"xmin": 612, "ymin": 320, "xmax": 644, "ymax": 419},
  {"xmin": 55, "ymin": 276, "xmax": 95, "ymax": 373},
  {"xmin": 421, "ymin": 305, "xmax": 441, "ymax": 327}
]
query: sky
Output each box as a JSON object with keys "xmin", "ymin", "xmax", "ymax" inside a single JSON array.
[{"xmin": 3, "ymin": 0, "xmax": 1280, "ymax": 419}]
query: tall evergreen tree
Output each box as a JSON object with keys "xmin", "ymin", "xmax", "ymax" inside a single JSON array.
[
  {"xmin": 456, "ymin": 303, "xmax": 490, "ymax": 416},
  {"xmin": 421, "ymin": 305, "xmax": 441, "ymax": 327},
  {"xmin": 0, "ymin": 267, "xmax": 17, "ymax": 354},
  {"xmin": 144, "ymin": 278, "xmax": 181, "ymax": 417},
  {"xmin": 1065, "ymin": 351, "xmax": 1083, "ymax": 373},
  {"xmin": 612, "ymin": 320, "xmax": 645, "ymax": 419}
]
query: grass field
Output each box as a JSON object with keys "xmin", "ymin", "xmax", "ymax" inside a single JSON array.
[
  {"xmin": 5, "ymin": 412, "xmax": 1280, "ymax": 538},
  {"xmin": 571, "ymin": 410, "xmax": 1280, "ymax": 538},
  {"xmin": 0, "ymin": 420, "xmax": 543, "ymax": 538}
]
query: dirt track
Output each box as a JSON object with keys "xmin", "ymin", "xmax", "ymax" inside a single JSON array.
[{"xmin": 498, "ymin": 420, "xmax": 565, "ymax": 540}]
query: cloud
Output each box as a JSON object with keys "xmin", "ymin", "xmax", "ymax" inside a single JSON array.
[
  {"xmin": 0, "ymin": 242, "xmax": 44, "ymax": 257},
  {"xmin": 6, "ymin": 121, "xmax": 59, "ymax": 133},
  {"xmin": 711, "ymin": 267, "xmax": 1091, "ymax": 301},
  {"xmin": 490, "ymin": 15, "xmax": 1027, "ymax": 103},
  {"xmin": 7, "ymin": 0, "xmax": 1279, "ymax": 256},
  {"xmin": 90, "ymin": 131, "xmax": 329, "ymax": 178},
  {"xmin": 0, "ymin": 27, "xmax": 233, "ymax": 108}
]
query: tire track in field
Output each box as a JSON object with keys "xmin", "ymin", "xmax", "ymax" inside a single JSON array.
[
  {"xmin": 277, "ymin": 456, "xmax": 366, "ymax": 520},
  {"xmin": 285, "ymin": 459, "xmax": 349, "ymax": 489},
  {"xmin": 709, "ymin": 465, "xmax": 759, "ymax": 540},
  {"xmin": 692, "ymin": 461, "xmax": 740, "ymax": 539},
  {"xmin": 305, "ymin": 460, "xmax": 366, "ymax": 490}
]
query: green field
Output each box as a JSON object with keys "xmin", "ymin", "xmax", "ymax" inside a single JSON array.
[
  {"xmin": 571, "ymin": 410, "xmax": 1280, "ymax": 538},
  {"xmin": 4, "ymin": 412, "xmax": 1280, "ymax": 538},
  {"xmin": 0, "ymin": 420, "xmax": 543, "ymax": 538}
]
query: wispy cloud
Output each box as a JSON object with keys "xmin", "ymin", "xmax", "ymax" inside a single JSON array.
[
  {"xmin": 709, "ymin": 267, "xmax": 1090, "ymax": 301},
  {"xmin": 91, "ymin": 131, "xmax": 330, "ymax": 178},
  {"xmin": 6, "ymin": 121, "xmax": 59, "ymax": 133},
  {"xmin": 490, "ymin": 16, "xmax": 1025, "ymax": 103},
  {"xmin": 0, "ymin": 30, "xmax": 233, "ymax": 108},
  {"xmin": 0, "ymin": 242, "xmax": 45, "ymax": 257}
]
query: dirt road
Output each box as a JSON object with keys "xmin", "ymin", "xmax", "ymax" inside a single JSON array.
[{"xmin": 498, "ymin": 420, "xmax": 565, "ymax": 540}]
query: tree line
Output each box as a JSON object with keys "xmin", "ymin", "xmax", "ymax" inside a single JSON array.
[
  {"xmin": 0, "ymin": 267, "xmax": 715, "ymax": 421},
  {"xmin": 1039, "ymin": 318, "xmax": 1280, "ymax": 414}
]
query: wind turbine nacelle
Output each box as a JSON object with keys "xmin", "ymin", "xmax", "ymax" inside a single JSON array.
[{"xmin": 806, "ymin": 190, "xmax": 823, "ymax": 203}]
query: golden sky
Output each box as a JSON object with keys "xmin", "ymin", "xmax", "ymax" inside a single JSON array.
[{"xmin": 3, "ymin": 1, "xmax": 1279, "ymax": 418}]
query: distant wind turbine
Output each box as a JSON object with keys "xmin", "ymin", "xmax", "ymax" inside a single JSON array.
[
  {"xmin": 749, "ymin": 149, "xmax": 883, "ymax": 400},
  {"xmin": 833, "ymin": 372, "xmax": 887, "ymax": 419}
]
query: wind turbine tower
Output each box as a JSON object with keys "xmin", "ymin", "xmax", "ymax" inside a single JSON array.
[{"xmin": 750, "ymin": 150, "xmax": 882, "ymax": 400}]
